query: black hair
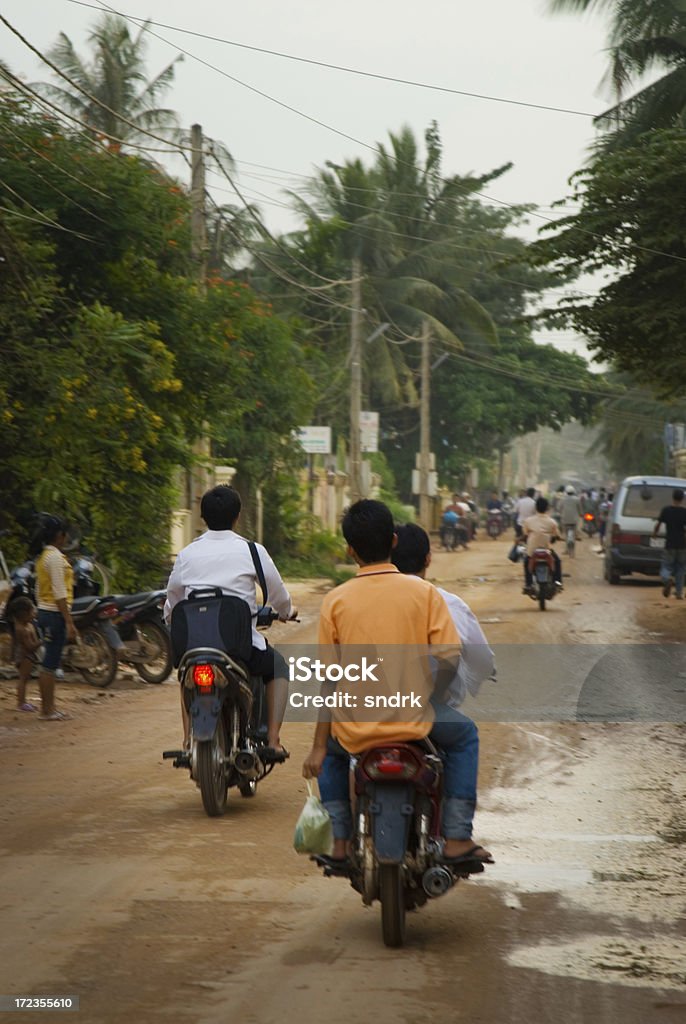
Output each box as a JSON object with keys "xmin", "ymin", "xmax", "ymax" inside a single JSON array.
[
  {"xmin": 342, "ymin": 500, "xmax": 395, "ymax": 564},
  {"xmin": 28, "ymin": 513, "xmax": 68, "ymax": 558},
  {"xmin": 391, "ymin": 523, "xmax": 430, "ymax": 575},
  {"xmin": 673, "ymin": 488, "xmax": 684, "ymax": 502},
  {"xmin": 6, "ymin": 596, "xmax": 35, "ymax": 621},
  {"xmin": 200, "ymin": 485, "xmax": 242, "ymax": 530},
  {"xmin": 526, "ymin": 487, "xmax": 536, "ymax": 498},
  {"xmin": 535, "ymin": 496, "xmax": 549, "ymax": 513}
]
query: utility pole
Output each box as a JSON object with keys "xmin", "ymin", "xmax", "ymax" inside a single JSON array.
[
  {"xmin": 349, "ymin": 255, "xmax": 363, "ymax": 504},
  {"xmin": 419, "ymin": 320, "xmax": 432, "ymax": 529},
  {"xmin": 189, "ymin": 123, "xmax": 209, "ymax": 536},
  {"xmin": 190, "ymin": 123, "xmax": 207, "ymax": 292}
]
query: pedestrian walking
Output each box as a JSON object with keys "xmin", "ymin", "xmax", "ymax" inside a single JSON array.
[{"xmin": 653, "ymin": 489, "xmax": 686, "ymax": 599}]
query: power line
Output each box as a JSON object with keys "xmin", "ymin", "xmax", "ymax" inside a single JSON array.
[
  {"xmin": 74, "ymin": 0, "xmax": 686, "ymax": 267},
  {"xmin": 66, "ymin": 0, "xmax": 598, "ymax": 119}
]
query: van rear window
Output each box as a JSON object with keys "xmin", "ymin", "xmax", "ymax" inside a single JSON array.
[{"xmin": 621, "ymin": 485, "xmax": 679, "ymax": 518}]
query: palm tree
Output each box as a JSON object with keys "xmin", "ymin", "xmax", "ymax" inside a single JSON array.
[
  {"xmin": 550, "ymin": 0, "xmax": 686, "ymax": 147},
  {"xmin": 38, "ymin": 13, "xmax": 181, "ymax": 148}
]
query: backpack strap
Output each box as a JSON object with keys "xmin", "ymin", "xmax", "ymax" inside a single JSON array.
[{"xmin": 248, "ymin": 541, "xmax": 268, "ymax": 610}]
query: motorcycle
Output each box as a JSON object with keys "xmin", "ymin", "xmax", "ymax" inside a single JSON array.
[
  {"xmin": 312, "ymin": 739, "xmax": 487, "ymax": 948},
  {"xmin": 525, "ymin": 548, "xmax": 560, "ymax": 611},
  {"xmin": 582, "ymin": 511, "xmax": 597, "ymax": 537},
  {"xmin": 163, "ymin": 587, "xmax": 289, "ymax": 817},
  {"xmin": 6, "ymin": 559, "xmax": 171, "ymax": 685},
  {"xmin": 102, "ymin": 591, "xmax": 172, "ymax": 684},
  {"xmin": 486, "ymin": 509, "xmax": 504, "ymax": 539},
  {"xmin": 440, "ymin": 521, "xmax": 470, "ymax": 551}
]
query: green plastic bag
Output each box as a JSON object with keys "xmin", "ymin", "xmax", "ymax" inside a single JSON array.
[{"xmin": 293, "ymin": 780, "xmax": 333, "ymax": 855}]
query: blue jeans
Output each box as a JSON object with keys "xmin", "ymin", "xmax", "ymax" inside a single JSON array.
[
  {"xmin": 318, "ymin": 702, "xmax": 479, "ymax": 841},
  {"xmin": 660, "ymin": 548, "xmax": 686, "ymax": 596}
]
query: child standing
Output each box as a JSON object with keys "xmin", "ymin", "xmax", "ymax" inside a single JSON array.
[{"xmin": 7, "ymin": 596, "xmax": 43, "ymax": 711}]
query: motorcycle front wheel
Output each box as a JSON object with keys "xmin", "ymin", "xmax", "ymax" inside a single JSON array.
[
  {"xmin": 134, "ymin": 620, "xmax": 172, "ymax": 684},
  {"xmin": 379, "ymin": 864, "xmax": 406, "ymax": 948},
  {"xmin": 197, "ymin": 724, "xmax": 228, "ymax": 817},
  {"xmin": 78, "ymin": 627, "xmax": 117, "ymax": 687}
]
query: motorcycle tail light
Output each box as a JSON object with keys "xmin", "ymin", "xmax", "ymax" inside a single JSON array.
[
  {"xmin": 584, "ymin": 513, "xmax": 594, "ymax": 521},
  {"xmin": 98, "ymin": 603, "xmax": 119, "ymax": 619},
  {"xmin": 363, "ymin": 747, "xmax": 418, "ymax": 780},
  {"xmin": 193, "ymin": 663, "xmax": 215, "ymax": 693}
]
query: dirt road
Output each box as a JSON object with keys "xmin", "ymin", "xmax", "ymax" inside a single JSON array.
[{"xmin": 1, "ymin": 535, "xmax": 684, "ymax": 1023}]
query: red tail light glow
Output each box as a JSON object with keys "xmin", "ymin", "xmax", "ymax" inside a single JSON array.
[
  {"xmin": 584, "ymin": 513, "xmax": 595, "ymax": 522},
  {"xmin": 98, "ymin": 603, "xmax": 119, "ymax": 619},
  {"xmin": 364, "ymin": 747, "xmax": 418, "ymax": 780},
  {"xmin": 193, "ymin": 664, "xmax": 215, "ymax": 692}
]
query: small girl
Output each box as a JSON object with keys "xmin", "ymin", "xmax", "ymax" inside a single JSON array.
[{"xmin": 7, "ymin": 596, "xmax": 43, "ymax": 712}]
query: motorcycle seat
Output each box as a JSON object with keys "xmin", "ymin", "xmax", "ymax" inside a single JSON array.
[
  {"xmin": 112, "ymin": 591, "xmax": 162, "ymax": 609},
  {"xmin": 71, "ymin": 596, "xmax": 103, "ymax": 616}
]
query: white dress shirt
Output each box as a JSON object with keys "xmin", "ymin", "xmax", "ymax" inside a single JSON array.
[
  {"xmin": 437, "ymin": 587, "xmax": 496, "ymax": 708},
  {"xmin": 163, "ymin": 530, "xmax": 292, "ymax": 650},
  {"xmin": 515, "ymin": 496, "xmax": 536, "ymax": 525}
]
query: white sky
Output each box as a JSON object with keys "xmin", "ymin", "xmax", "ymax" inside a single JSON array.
[{"xmin": 1, "ymin": 0, "xmax": 615, "ymax": 359}]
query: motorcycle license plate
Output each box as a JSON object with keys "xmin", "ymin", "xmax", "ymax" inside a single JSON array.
[{"xmin": 649, "ymin": 537, "xmax": 665, "ymax": 548}]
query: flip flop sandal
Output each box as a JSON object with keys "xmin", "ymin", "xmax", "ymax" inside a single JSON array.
[
  {"xmin": 39, "ymin": 709, "xmax": 72, "ymax": 721},
  {"xmin": 18, "ymin": 703, "xmax": 37, "ymax": 712},
  {"xmin": 310, "ymin": 854, "xmax": 352, "ymax": 878},
  {"xmin": 440, "ymin": 844, "xmax": 495, "ymax": 866}
]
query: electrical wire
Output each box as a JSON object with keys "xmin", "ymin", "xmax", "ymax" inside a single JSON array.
[
  {"xmin": 77, "ymin": 0, "xmax": 686, "ymax": 267},
  {"xmin": 66, "ymin": 0, "xmax": 598, "ymax": 119}
]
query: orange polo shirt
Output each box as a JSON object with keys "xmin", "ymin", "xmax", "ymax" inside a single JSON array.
[{"xmin": 318, "ymin": 563, "xmax": 461, "ymax": 753}]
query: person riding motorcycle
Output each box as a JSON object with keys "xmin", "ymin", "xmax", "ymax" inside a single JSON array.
[
  {"xmin": 522, "ymin": 497, "xmax": 562, "ymax": 594},
  {"xmin": 302, "ymin": 500, "xmax": 493, "ymax": 872}
]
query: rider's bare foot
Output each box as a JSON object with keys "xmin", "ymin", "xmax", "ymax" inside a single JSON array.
[
  {"xmin": 332, "ymin": 839, "xmax": 351, "ymax": 859},
  {"xmin": 442, "ymin": 838, "xmax": 493, "ymax": 861}
]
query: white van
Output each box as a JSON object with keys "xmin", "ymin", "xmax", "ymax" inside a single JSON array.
[{"xmin": 604, "ymin": 475, "xmax": 686, "ymax": 584}]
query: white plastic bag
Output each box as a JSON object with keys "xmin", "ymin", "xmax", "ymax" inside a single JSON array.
[{"xmin": 293, "ymin": 781, "xmax": 333, "ymax": 855}]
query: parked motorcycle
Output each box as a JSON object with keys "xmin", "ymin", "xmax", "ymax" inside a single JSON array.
[
  {"xmin": 103, "ymin": 591, "xmax": 172, "ymax": 684},
  {"xmin": 163, "ymin": 588, "xmax": 289, "ymax": 817},
  {"xmin": 486, "ymin": 509, "xmax": 504, "ymax": 539},
  {"xmin": 525, "ymin": 548, "xmax": 560, "ymax": 611},
  {"xmin": 312, "ymin": 739, "xmax": 488, "ymax": 947},
  {"xmin": 4, "ymin": 560, "xmax": 171, "ymax": 686}
]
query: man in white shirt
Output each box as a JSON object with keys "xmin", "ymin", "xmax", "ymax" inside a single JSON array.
[
  {"xmin": 164, "ymin": 486, "xmax": 296, "ymax": 750},
  {"xmin": 514, "ymin": 488, "xmax": 537, "ymax": 538}
]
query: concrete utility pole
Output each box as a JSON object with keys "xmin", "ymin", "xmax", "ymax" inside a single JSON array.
[
  {"xmin": 349, "ymin": 255, "xmax": 363, "ymax": 504},
  {"xmin": 189, "ymin": 124, "xmax": 210, "ymax": 536},
  {"xmin": 419, "ymin": 320, "xmax": 432, "ymax": 530},
  {"xmin": 190, "ymin": 123, "xmax": 207, "ymax": 292}
]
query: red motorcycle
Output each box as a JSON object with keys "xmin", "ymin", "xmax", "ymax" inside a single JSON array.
[
  {"xmin": 313, "ymin": 741, "xmax": 487, "ymax": 947},
  {"xmin": 526, "ymin": 548, "xmax": 559, "ymax": 611}
]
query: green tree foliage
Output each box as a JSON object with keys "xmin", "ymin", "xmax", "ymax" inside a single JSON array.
[
  {"xmin": 592, "ymin": 372, "xmax": 685, "ymax": 478},
  {"xmin": 532, "ymin": 128, "xmax": 686, "ymax": 394},
  {"xmin": 0, "ymin": 94, "xmax": 313, "ymax": 582},
  {"xmin": 549, "ymin": 0, "xmax": 686, "ymax": 149},
  {"xmin": 39, "ymin": 13, "xmax": 181, "ymax": 147}
]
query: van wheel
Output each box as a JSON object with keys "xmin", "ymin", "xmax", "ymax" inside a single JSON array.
[{"xmin": 605, "ymin": 562, "xmax": 621, "ymax": 585}]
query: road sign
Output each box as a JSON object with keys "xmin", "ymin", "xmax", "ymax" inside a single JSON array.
[
  {"xmin": 360, "ymin": 411, "xmax": 379, "ymax": 453},
  {"xmin": 296, "ymin": 426, "xmax": 332, "ymax": 454}
]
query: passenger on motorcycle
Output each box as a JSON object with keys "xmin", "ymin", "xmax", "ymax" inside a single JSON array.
[
  {"xmin": 164, "ymin": 485, "xmax": 296, "ymax": 752},
  {"xmin": 302, "ymin": 500, "xmax": 493, "ymax": 871},
  {"xmin": 522, "ymin": 497, "xmax": 562, "ymax": 594}
]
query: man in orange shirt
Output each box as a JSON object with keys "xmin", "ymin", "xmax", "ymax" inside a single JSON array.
[{"xmin": 302, "ymin": 500, "xmax": 492, "ymax": 869}]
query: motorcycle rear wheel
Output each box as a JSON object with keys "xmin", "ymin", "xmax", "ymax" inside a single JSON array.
[
  {"xmin": 379, "ymin": 864, "xmax": 406, "ymax": 948},
  {"xmin": 0, "ymin": 621, "xmax": 14, "ymax": 677},
  {"xmin": 78, "ymin": 627, "xmax": 117, "ymax": 687},
  {"xmin": 538, "ymin": 591, "xmax": 546, "ymax": 611},
  {"xmin": 134, "ymin": 620, "xmax": 172, "ymax": 684},
  {"xmin": 197, "ymin": 725, "xmax": 228, "ymax": 817}
]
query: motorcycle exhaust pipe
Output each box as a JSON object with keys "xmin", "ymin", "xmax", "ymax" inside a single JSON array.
[
  {"xmin": 234, "ymin": 750, "xmax": 263, "ymax": 780},
  {"xmin": 422, "ymin": 866, "xmax": 455, "ymax": 898}
]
